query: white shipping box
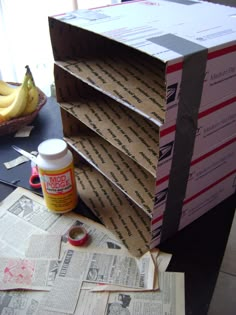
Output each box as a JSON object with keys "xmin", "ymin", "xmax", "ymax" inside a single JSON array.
[{"xmin": 49, "ymin": 0, "xmax": 236, "ymax": 256}]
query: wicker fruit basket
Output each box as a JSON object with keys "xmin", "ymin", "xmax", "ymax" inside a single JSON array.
[{"xmin": 0, "ymin": 85, "xmax": 47, "ymax": 136}]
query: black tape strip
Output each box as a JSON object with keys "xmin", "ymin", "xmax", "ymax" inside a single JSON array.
[
  {"xmin": 161, "ymin": 0, "xmax": 197, "ymax": 5},
  {"xmin": 149, "ymin": 34, "xmax": 208, "ymax": 242}
]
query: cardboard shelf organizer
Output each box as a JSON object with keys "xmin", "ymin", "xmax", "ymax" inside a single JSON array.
[{"xmin": 49, "ymin": 0, "xmax": 236, "ymax": 256}]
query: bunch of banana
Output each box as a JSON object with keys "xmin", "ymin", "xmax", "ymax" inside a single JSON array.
[{"xmin": 0, "ymin": 66, "xmax": 39, "ymax": 123}]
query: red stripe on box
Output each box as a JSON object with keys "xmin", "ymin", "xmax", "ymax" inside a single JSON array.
[
  {"xmin": 152, "ymin": 214, "xmax": 164, "ymax": 225},
  {"xmin": 184, "ymin": 169, "xmax": 236, "ymax": 205},
  {"xmin": 191, "ymin": 137, "xmax": 236, "ymax": 166},
  {"xmin": 166, "ymin": 62, "xmax": 183, "ymax": 73},
  {"xmin": 198, "ymin": 96, "xmax": 236, "ymax": 119},
  {"xmin": 156, "ymin": 174, "xmax": 169, "ymax": 186},
  {"xmin": 160, "ymin": 124, "xmax": 176, "ymax": 137},
  {"xmin": 208, "ymin": 45, "xmax": 236, "ymax": 60}
]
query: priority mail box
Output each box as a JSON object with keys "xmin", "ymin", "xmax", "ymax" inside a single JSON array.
[
  {"xmin": 153, "ymin": 134, "xmax": 236, "ymax": 232},
  {"xmin": 152, "ymin": 168, "xmax": 236, "ymax": 246},
  {"xmin": 157, "ymin": 94, "xmax": 236, "ymax": 180},
  {"xmin": 49, "ymin": 0, "xmax": 236, "ymax": 256}
]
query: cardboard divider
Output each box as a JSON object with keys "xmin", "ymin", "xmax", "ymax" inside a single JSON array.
[{"xmin": 56, "ymin": 66, "xmax": 160, "ymax": 176}]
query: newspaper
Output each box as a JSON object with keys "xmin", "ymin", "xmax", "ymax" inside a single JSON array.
[
  {"xmin": 0, "ymin": 188, "xmax": 182, "ymax": 314},
  {"xmin": 0, "ymin": 187, "xmax": 126, "ymax": 259},
  {"xmin": 42, "ymin": 248, "xmax": 156, "ymax": 314},
  {"xmin": 23, "ymin": 252, "xmax": 174, "ymax": 315},
  {"xmin": 72, "ymin": 272, "xmax": 184, "ymax": 315},
  {"xmin": 0, "ymin": 271, "xmax": 184, "ymax": 315},
  {"xmin": 103, "ymin": 272, "xmax": 185, "ymax": 315}
]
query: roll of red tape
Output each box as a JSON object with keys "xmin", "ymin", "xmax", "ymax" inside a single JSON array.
[{"xmin": 68, "ymin": 226, "xmax": 88, "ymax": 246}]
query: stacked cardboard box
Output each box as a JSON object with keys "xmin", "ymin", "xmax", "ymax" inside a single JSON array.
[{"xmin": 49, "ymin": 0, "xmax": 236, "ymax": 256}]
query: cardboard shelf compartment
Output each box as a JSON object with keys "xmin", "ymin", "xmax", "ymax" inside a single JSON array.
[
  {"xmin": 65, "ymin": 129, "xmax": 155, "ymax": 216},
  {"xmin": 61, "ymin": 101, "xmax": 159, "ymax": 176},
  {"xmin": 50, "ymin": 19, "xmax": 165, "ymax": 126},
  {"xmin": 55, "ymin": 67, "xmax": 160, "ymax": 174},
  {"xmin": 73, "ymin": 164, "xmax": 151, "ymax": 257},
  {"xmin": 54, "ymin": 49, "xmax": 166, "ymax": 124}
]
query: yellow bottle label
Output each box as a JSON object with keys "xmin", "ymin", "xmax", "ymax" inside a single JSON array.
[{"xmin": 39, "ymin": 163, "xmax": 78, "ymax": 213}]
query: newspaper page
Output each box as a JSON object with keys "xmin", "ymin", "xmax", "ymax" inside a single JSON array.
[
  {"xmin": 0, "ymin": 271, "xmax": 184, "ymax": 315},
  {"xmin": 41, "ymin": 248, "xmax": 156, "ymax": 314},
  {"xmin": 92, "ymin": 249, "xmax": 172, "ymax": 293},
  {"xmin": 0, "ymin": 290, "xmax": 45, "ymax": 315},
  {"xmin": 0, "ymin": 272, "xmax": 185, "ymax": 315},
  {"xmin": 0, "ymin": 247, "xmax": 164, "ymax": 314},
  {"xmin": 0, "ymin": 187, "xmax": 126, "ymax": 259},
  {"xmin": 104, "ymin": 272, "xmax": 185, "ymax": 315},
  {"xmin": 72, "ymin": 272, "xmax": 185, "ymax": 315},
  {"xmin": 0, "ymin": 257, "xmax": 58, "ymax": 291}
]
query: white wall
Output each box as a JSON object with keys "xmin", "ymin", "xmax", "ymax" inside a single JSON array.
[{"xmin": 0, "ymin": 0, "xmax": 118, "ymax": 95}]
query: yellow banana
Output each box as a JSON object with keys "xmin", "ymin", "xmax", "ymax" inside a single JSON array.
[
  {"xmin": 23, "ymin": 78, "xmax": 39, "ymax": 115},
  {"xmin": 0, "ymin": 73, "xmax": 29, "ymax": 122},
  {"xmin": 22, "ymin": 66, "xmax": 39, "ymax": 115},
  {"xmin": 0, "ymin": 89, "xmax": 19, "ymax": 108},
  {"xmin": 0, "ymin": 80, "xmax": 20, "ymax": 95}
]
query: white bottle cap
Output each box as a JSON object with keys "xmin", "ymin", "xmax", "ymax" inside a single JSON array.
[{"xmin": 38, "ymin": 139, "xmax": 67, "ymax": 160}]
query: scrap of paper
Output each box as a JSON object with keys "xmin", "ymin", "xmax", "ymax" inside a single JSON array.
[
  {"xmin": 4, "ymin": 155, "xmax": 29, "ymax": 169},
  {"xmin": 14, "ymin": 125, "xmax": 34, "ymax": 137},
  {"xmin": 0, "ymin": 257, "xmax": 54, "ymax": 291}
]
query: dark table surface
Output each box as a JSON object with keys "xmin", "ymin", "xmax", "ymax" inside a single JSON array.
[{"xmin": 0, "ymin": 97, "xmax": 235, "ymax": 315}]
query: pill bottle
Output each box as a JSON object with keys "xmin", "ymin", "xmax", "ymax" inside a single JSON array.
[{"xmin": 36, "ymin": 138, "xmax": 78, "ymax": 213}]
